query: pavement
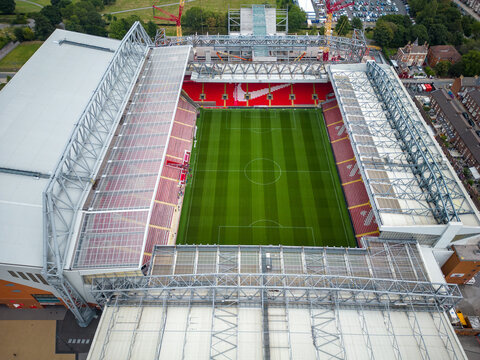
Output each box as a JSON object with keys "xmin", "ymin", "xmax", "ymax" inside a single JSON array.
[
  {"xmin": 0, "ymin": 72, "xmax": 16, "ymax": 84},
  {"xmin": 458, "ymin": 335, "xmax": 480, "ymax": 359},
  {"xmin": 0, "ymin": 306, "xmax": 100, "ymax": 358},
  {"xmin": 55, "ymin": 308, "xmax": 101, "ymax": 356}
]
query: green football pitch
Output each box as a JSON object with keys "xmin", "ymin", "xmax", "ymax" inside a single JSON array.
[{"xmin": 177, "ymin": 108, "xmax": 356, "ymax": 247}]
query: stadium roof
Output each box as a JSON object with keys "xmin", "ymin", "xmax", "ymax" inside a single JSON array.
[
  {"xmin": 87, "ymin": 242, "xmax": 466, "ymax": 359},
  {"xmin": 88, "ymin": 304, "xmax": 466, "ymax": 360},
  {"xmin": 70, "ymin": 46, "xmax": 192, "ymax": 270},
  {"xmin": 0, "ymin": 30, "xmax": 120, "ymax": 268},
  {"xmin": 328, "ymin": 62, "xmax": 480, "ymax": 244}
]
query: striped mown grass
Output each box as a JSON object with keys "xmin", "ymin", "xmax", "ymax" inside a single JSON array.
[{"xmin": 177, "ymin": 108, "xmax": 356, "ymax": 248}]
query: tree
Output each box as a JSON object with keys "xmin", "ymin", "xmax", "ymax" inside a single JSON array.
[
  {"xmin": 449, "ymin": 61, "xmax": 465, "ymax": 77},
  {"xmin": 182, "ymin": 7, "xmax": 205, "ymax": 33},
  {"xmin": 351, "ymin": 17, "xmax": 362, "ymax": 30},
  {"xmin": 0, "ymin": 0, "xmax": 15, "ymax": 14},
  {"xmin": 32, "ymin": 13, "xmax": 55, "ymax": 40},
  {"xmin": 206, "ymin": 15, "xmax": 216, "ymax": 33},
  {"xmin": 62, "ymin": 0, "xmax": 107, "ymax": 36},
  {"xmin": 288, "ymin": 5, "xmax": 306, "ymax": 33},
  {"xmin": 462, "ymin": 50, "xmax": 480, "ymax": 76},
  {"xmin": 13, "ymin": 27, "xmax": 25, "ymax": 42},
  {"xmin": 145, "ymin": 21, "xmax": 157, "ymax": 40},
  {"xmin": 335, "ymin": 15, "xmax": 350, "ymax": 36},
  {"xmin": 373, "ymin": 21, "xmax": 394, "ymax": 47},
  {"xmin": 108, "ymin": 15, "xmax": 141, "ymax": 39},
  {"xmin": 461, "ymin": 15, "xmax": 473, "ymax": 37},
  {"xmin": 435, "ymin": 60, "xmax": 451, "ymax": 77},
  {"xmin": 428, "ymin": 24, "xmax": 448, "ymax": 45},
  {"xmin": 424, "ymin": 66, "xmax": 434, "ymax": 77},
  {"xmin": 22, "ymin": 27, "xmax": 35, "ymax": 41},
  {"xmin": 51, "ymin": 0, "xmax": 71, "ymax": 9},
  {"xmin": 390, "ymin": 24, "xmax": 408, "ymax": 48},
  {"xmin": 472, "ymin": 21, "xmax": 480, "ymax": 40},
  {"xmin": 108, "ymin": 18, "xmax": 128, "ymax": 39},
  {"xmin": 410, "ymin": 24, "xmax": 428, "ymax": 45},
  {"xmin": 41, "ymin": 5, "xmax": 62, "ymax": 26}
]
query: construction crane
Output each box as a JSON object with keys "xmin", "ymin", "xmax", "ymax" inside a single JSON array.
[
  {"xmin": 153, "ymin": 0, "xmax": 185, "ymax": 38},
  {"xmin": 321, "ymin": 0, "xmax": 354, "ymax": 61}
]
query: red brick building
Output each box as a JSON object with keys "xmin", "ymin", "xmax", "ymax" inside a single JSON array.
[
  {"xmin": 452, "ymin": 76, "xmax": 480, "ymax": 96},
  {"xmin": 462, "ymin": 89, "xmax": 480, "ymax": 124},
  {"xmin": 427, "ymin": 45, "xmax": 461, "ymax": 67},
  {"xmin": 430, "ymin": 89, "xmax": 480, "ymax": 173},
  {"xmin": 392, "ymin": 40, "xmax": 428, "ymax": 67}
]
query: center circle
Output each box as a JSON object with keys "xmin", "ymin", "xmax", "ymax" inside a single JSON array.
[{"xmin": 244, "ymin": 158, "xmax": 282, "ymax": 185}]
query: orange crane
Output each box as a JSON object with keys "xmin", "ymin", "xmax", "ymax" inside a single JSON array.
[
  {"xmin": 153, "ymin": 0, "xmax": 185, "ymax": 37},
  {"xmin": 321, "ymin": 0, "xmax": 354, "ymax": 61}
]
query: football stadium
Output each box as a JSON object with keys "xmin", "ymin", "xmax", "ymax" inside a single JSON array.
[{"xmin": 0, "ymin": 3, "xmax": 479, "ymax": 359}]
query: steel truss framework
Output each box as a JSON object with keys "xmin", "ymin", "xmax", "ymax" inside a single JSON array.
[
  {"xmin": 155, "ymin": 31, "xmax": 366, "ymax": 58},
  {"xmin": 329, "ymin": 62, "xmax": 475, "ymax": 225},
  {"xmin": 91, "ymin": 241, "xmax": 461, "ymax": 311},
  {"xmin": 43, "ymin": 22, "xmax": 152, "ymax": 327},
  {"xmin": 366, "ymin": 62, "xmax": 472, "ymax": 223},
  {"xmin": 91, "ymin": 242, "xmax": 462, "ymax": 359},
  {"xmin": 187, "ymin": 61, "xmax": 328, "ymax": 81}
]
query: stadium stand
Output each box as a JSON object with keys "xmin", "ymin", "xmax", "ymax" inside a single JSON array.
[
  {"xmin": 322, "ymin": 99, "xmax": 380, "ymax": 243},
  {"xmin": 182, "ymin": 81, "xmax": 332, "ymax": 107},
  {"xmin": 143, "ymin": 96, "xmax": 197, "ymax": 264}
]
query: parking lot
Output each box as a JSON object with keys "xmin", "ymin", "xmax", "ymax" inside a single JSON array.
[{"xmin": 313, "ymin": 0, "xmax": 409, "ymax": 25}]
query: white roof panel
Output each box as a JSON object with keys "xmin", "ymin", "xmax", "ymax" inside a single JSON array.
[
  {"xmin": 0, "ymin": 30, "xmax": 120, "ymax": 267},
  {"xmin": 0, "ymin": 29, "xmax": 120, "ymax": 174},
  {"xmin": 88, "ymin": 305, "xmax": 467, "ymax": 360},
  {"xmin": 328, "ymin": 62, "xmax": 480, "ymax": 232}
]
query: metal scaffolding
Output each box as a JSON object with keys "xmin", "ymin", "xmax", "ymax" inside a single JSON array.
[
  {"xmin": 42, "ymin": 22, "xmax": 152, "ymax": 327},
  {"xmin": 156, "ymin": 32, "xmax": 366, "ymax": 60},
  {"xmin": 228, "ymin": 6, "xmax": 288, "ymax": 35},
  {"xmin": 366, "ymin": 62, "xmax": 464, "ymax": 224},
  {"xmin": 188, "ymin": 61, "xmax": 328, "ymax": 81},
  {"xmin": 91, "ymin": 241, "xmax": 462, "ymax": 312},
  {"xmin": 328, "ymin": 62, "xmax": 476, "ymax": 229}
]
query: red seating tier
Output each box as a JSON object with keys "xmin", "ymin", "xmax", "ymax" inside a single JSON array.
[
  {"xmin": 336, "ymin": 159, "xmax": 361, "ymax": 184},
  {"xmin": 343, "ymin": 181, "xmax": 370, "ymax": 208},
  {"xmin": 182, "ymin": 81, "xmax": 334, "ymax": 107}
]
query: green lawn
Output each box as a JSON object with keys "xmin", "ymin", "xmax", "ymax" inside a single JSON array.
[
  {"xmin": 0, "ymin": 41, "xmax": 42, "ymax": 71},
  {"xmin": 177, "ymin": 108, "xmax": 355, "ymax": 247},
  {"xmin": 104, "ymin": 0, "xmax": 275, "ymax": 25},
  {"xmin": 14, "ymin": 0, "xmax": 49, "ymax": 13}
]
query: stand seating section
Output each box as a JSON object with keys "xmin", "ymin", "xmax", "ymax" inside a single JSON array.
[
  {"xmin": 182, "ymin": 81, "xmax": 333, "ymax": 107},
  {"xmin": 143, "ymin": 97, "xmax": 197, "ymax": 265},
  {"xmin": 322, "ymin": 100, "xmax": 380, "ymax": 243}
]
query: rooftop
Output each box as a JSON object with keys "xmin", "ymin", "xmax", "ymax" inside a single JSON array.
[
  {"xmin": 87, "ymin": 241, "xmax": 466, "ymax": 359},
  {"xmin": 466, "ymin": 89, "xmax": 480, "ymax": 107},
  {"xmin": 0, "ymin": 30, "xmax": 120, "ymax": 268},
  {"xmin": 328, "ymin": 62, "xmax": 480, "ymax": 242},
  {"xmin": 452, "ymin": 244, "xmax": 480, "ymax": 262},
  {"xmin": 431, "ymin": 89, "xmax": 480, "ymax": 165},
  {"xmin": 460, "ymin": 76, "xmax": 480, "ymax": 88},
  {"xmin": 71, "ymin": 45, "xmax": 192, "ymax": 270},
  {"xmin": 428, "ymin": 45, "xmax": 461, "ymax": 62}
]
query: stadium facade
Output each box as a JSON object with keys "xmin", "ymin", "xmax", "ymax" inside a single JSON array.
[{"xmin": 0, "ymin": 13, "xmax": 477, "ymax": 358}]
